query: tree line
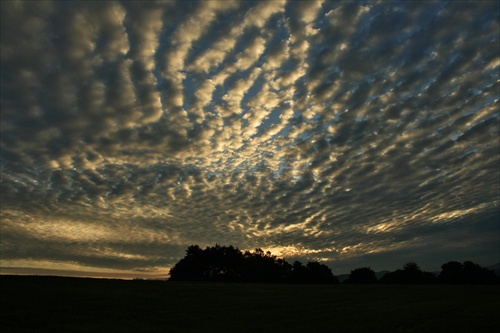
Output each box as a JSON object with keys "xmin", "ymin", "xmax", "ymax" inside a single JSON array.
[
  {"xmin": 330, "ymin": 260, "xmax": 499, "ymax": 284},
  {"xmin": 169, "ymin": 244, "xmax": 499, "ymax": 284}
]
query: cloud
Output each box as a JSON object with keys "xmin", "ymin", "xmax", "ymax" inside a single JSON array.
[{"xmin": 1, "ymin": 0, "xmax": 499, "ymax": 277}]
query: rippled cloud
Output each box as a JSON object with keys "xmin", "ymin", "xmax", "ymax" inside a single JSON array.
[{"xmin": 1, "ymin": 0, "xmax": 498, "ymax": 278}]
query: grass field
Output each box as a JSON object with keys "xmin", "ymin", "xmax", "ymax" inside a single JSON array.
[{"xmin": 1, "ymin": 275, "xmax": 498, "ymax": 332}]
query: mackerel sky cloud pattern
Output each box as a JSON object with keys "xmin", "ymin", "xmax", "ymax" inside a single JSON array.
[{"xmin": 1, "ymin": 0, "xmax": 499, "ymax": 278}]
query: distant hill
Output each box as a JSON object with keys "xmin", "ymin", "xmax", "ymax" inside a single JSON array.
[
  {"xmin": 375, "ymin": 270, "xmax": 391, "ymax": 280},
  {"xmin": 486, "ymin": 263, "xmax": 500, "ymax": 275},
  {"xmin": 336, "ymin": 274, "xmax": 349, "ymax": 283}
]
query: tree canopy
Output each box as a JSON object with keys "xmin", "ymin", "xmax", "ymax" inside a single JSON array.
[
  {"xmin": 379, "ymin": 262, "xmax": 435, "ymax": 284},
  {"xmin": 169, "ymin": 244, "xmax": 339, "ymax": 284},
  {"xmin": 437, "ymin": 261, "xmax": 499, "ymax": 284},
  {"xmin": 344, "ymin": 267, "xmax": 377, "ymax": 284}
]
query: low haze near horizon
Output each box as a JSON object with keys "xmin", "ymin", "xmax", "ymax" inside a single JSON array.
[{"xmin": 1, "ymin": 0, "xmax": 499, "ymax": 279}]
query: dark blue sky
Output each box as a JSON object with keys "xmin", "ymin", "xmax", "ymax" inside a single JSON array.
[{"xmin": 1, "ymin": 0, "xmax": 499, "ymax": 279}]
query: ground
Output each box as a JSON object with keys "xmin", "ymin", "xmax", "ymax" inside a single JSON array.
[{"xmin": 1, "ymin": 275, "xmax": 498, "ymax": 332}]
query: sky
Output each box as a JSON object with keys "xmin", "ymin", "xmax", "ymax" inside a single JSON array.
[{"xmin": 1, "ymin": 0, "xmax": 499, "ymax": 279}]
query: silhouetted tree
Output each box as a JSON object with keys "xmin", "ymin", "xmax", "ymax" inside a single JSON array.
[
  {"xmin": 379, "ymin": 262, "xmax": 435, "ymax": 284},
  {"xmin": 344, "ymin": 267, "xmax": 377, "ymax": 284},
  {"xmin": 202, "ymin": 244, "xmax": 243, "ymax": 281},
  {"xmin": 169, "ymin": 244, "xmax": 244, "ymax": 282},
  {"xmin": 438, "ymin": 261, "xmax": 499, "ymax": 284},
  {"xmin": 241, "ymin": 248, "xmax": 286, "ymax": 283},
  {"xmin": 437, "ymin": 261, "xmax": 463, "ymax": 284},
  {"xmin": 462, "ymin": 261, "xmax": 499, "ymax": 284},
  {"xmin": 305, "ymin": 261, "xmax": 339, "ymax": 284},
  {"xmin": 290, "ymin": 260, "xmax": 308, "ymax": 283}
]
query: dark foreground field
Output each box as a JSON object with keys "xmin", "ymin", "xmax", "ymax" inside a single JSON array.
[{"xmin": 1, "ymin": 275, "xmax": 498, "ymax": 333}]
